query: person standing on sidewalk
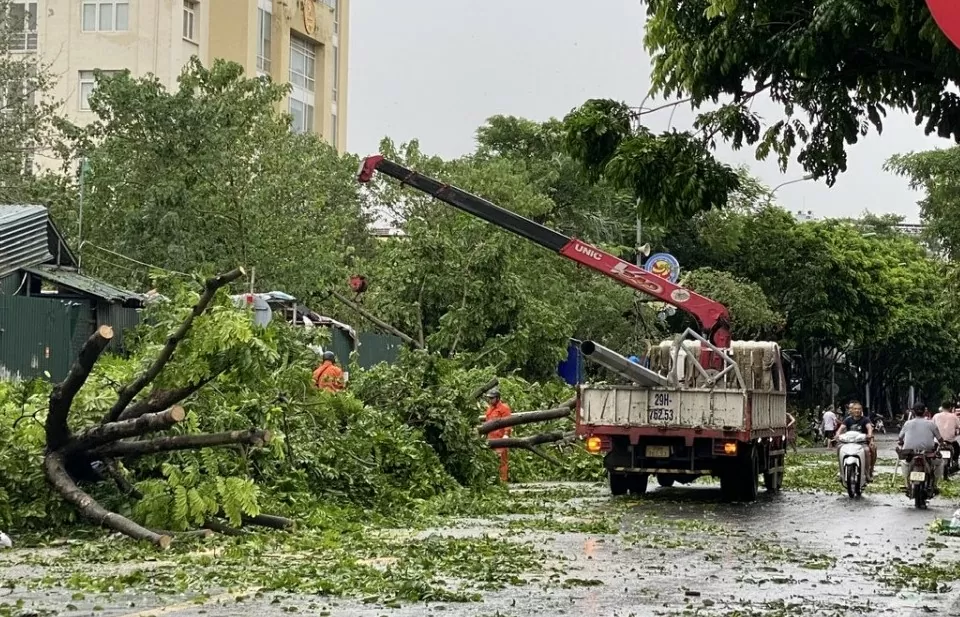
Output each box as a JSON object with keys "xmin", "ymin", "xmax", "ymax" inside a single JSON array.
[
  {"xmin": 484, "ymin": 389, "xmax": 513, "ymax": 482},
  {"xmin": 821, "ymin": 406, "xmax": 839, "ymax": 447}
]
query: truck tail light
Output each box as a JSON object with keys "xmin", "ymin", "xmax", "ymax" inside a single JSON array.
[
  {"xmin": 713, "ymin": 441, "xmax": 737, "ymax": 456},
  {"xmin": 585, "ymin": 435, "xmax": 611, "ymax": 454}
]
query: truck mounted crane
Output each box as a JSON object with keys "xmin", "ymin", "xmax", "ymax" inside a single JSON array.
[
  {"xmin": 357, "ymin": 155, "xmax": 731, "ymax": 368},
  {"xmin": 357, "ymin": 155, "xmax": 789, "ymax": 502}
]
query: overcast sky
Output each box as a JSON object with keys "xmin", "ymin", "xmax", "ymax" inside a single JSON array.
[{"xmin": 346, "ymin": 0, "xmax": 956, "ymax": 223}]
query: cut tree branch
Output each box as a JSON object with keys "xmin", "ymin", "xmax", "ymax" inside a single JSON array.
[
  {"xmin": 328, "ymin": 289, "xmax": 423, "ymax": 349},
  {"xmin": 241, "ymin": 513, "xmax": 296, "ymax": 531},
  {"xmin": 43, "ymin": 451, "xmax": 171, "ymax": 548},
  {"xmin": 471, "ymin": 378, "xmax": 499, "ymax": 400},
  {"xmin": 103, "ymin": 268, "xmax": 245, "ymax": 423},
  {"xmin": 487, "ymin": 431, "xmax": 574, "ymax": 449},
  {"xmin": 117, "ymin": 372, "xmax": 222, "ymax": 421},
  {"xmin": 47, "ymin": 325, "xmax": 114, "ymax": 450},
  {"xmin": 478, "ymin": 399, "xmax": 575, "ymax": 436},
  {"xmin": 203, "ymin": 519, "xmax": 245, "ymax": 536},
  {"xmin": 65, "ymin": 406, "xmax": 186, "ymax": 454},
  {"xmin": 94, "ymin": 428, "xmax": 272, "ymax": 458},
  {"xmin": 523, "ymin": 445, "xmax": 565, "ymax": 467},
  {"xmin": 150, "ymin": 528, "xmax": 215, "ymax": 539},
  {"xmin": 102, "ymin": 459, "xmax": 142, "ymax": 499}
]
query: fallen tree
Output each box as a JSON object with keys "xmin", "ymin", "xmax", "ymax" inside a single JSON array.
[
  {"xmin": 477, "ymin": 396, "xmax": 578, "ymax": 470},
  {"xmin": 477, "ymin": 398, "xmax": 575, "ymax": 436},
  {"xmin": 42, "ymin": 268, "xmax": 286, "ymax": 548}
]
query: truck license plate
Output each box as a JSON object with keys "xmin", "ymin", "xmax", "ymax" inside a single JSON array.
[
  {"xmin": 646, "ymin": 446, "xmax": 670, "ymax": 458},
  {"xmin": 910, "ymin": 471, "xmax": 926, "ymax": 482},
  {"xmin": 648, "ymin": 408, "xmax": 675, "ymax": 422}
]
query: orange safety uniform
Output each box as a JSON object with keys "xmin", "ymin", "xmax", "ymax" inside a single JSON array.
[
  {"xmin": 485, "ymin": 400, "xmax": 513, "ymax": 482},
  {"xmin": 313, "ymin": 361, "xmax": 345, "ymax": 393}
]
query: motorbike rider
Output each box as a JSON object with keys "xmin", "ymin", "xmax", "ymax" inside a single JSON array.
[
  {"xmin": 933, "ymin": 401, "xmax": 960, "ymax": 465},
  {"xmin": 836, "ymin": 401, "xmax": 875, "ymax": 481},
  {"xmin": 899, "ymin": 403, "xmax": 945, "ymax": 493}
]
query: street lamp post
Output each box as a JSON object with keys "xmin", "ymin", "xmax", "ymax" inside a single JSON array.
[{"xmin": 771, "ymin": 174, "xmax": 815, "ymax": 194}]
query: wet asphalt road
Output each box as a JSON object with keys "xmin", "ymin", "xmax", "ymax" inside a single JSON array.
[{"xmin": 5, "ymin": 434, "xmax": 960, "ymax": 617}]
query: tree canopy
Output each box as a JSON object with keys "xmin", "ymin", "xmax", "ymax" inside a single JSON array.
[
  {"xmin": 55, "ymin": 59, "xmax": 373, "ymax": 300},
  {"xmin": 642, "ymin": 0, "xmax": 960, "ymax": 183}
]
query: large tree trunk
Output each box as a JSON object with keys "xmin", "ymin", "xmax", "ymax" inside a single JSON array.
[{"xmin": 42, "ymin": 269, "xmax": 291, "ymax": 548}]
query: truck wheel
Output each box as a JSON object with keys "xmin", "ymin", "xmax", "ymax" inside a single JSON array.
[
  {"xmin": 737, "ymin": 446, "xmax": 759, "ymax": 502},
  {"xmin": 629, "ymin": 474, "xmax": 648, "ymax": 495},
  {"xmin": 719, "ymin": 473, "xmax": 737, "ymax": 501},
  {"xmin": 763, "ymin": 470, "xmax": 782, "ymax": 493},
  {"xmin": 609, "ymin": 472, "xmax": 629, "ymax": 496},
  {"xmin": 656, "ymin": 475, "xmax": 675, "ymax": 488}
]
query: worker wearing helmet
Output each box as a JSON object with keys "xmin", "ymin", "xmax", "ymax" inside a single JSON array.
[
  {"xmin": 313, "ymin": 351, "xmax": 345, "ymax": 393},
  {"xmin": 484, "ymin": 389, "xmax": 513, "ymax": 482}
]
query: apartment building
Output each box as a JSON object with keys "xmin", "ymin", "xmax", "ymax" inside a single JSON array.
[{"xmin": 11, "ymin": 0, "xmax": 347, "ymax": 152}]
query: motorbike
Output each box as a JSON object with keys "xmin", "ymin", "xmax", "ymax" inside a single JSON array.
[
  {"xmin": 874, "ymin": 417, "xmax": 886, "ymax": 434},
  {"xmin": 944, "ymin": 442, "xmax": 960, "ymax": 478},
  {"xmin": 837, "ymin": 431, "xmax": 870, "ymax": 498},
  {"xmin": 898, "ymin": 445, "xmax": 941, "ymax": 509}
]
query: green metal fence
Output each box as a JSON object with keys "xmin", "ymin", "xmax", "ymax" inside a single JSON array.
[
  {"xmin": 329, "ymin": 329, "xmax": 404, "ymax": 370},
  {"xmin": 0, "ymin": 295, "xmax": 83, "ymax": 381}
]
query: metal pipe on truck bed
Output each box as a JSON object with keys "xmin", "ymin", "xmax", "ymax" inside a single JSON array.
[{"xmin": 580, "ymin": 341, "xmax": 670, "ymax": 388}]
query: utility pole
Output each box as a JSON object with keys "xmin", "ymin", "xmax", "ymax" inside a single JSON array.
[
  {"xmin": 635, "ymin": 215, "xmax": 642, "ymax": 265},
  {"xmin": 831, "ymin": 362, "xmax": 836, "ymax": 409},
  {"xmin": 77, "ymin": 157, "xmax": 90, "ymax": 272}
]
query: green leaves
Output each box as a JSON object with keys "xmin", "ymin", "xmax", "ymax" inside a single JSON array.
[
  {"xmin": 682, "ymin": 267, "xmax": 784, "ymax": 338},
  {"xmin": 562, "ymin": 99, "xmax": 633, "ymax": 180},
  {"xmin": 642, "ymin": 0, "xmax": 960, "ymax": 184},
  {"xmin": 54, "ymin": 58, "xmax": 374, "ymax": 301},
  {"xmin": 562, "ymin": 99, "xmax": 741, "ymax": 225}
]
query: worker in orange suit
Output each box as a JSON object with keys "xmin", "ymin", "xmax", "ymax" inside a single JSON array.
[
  {"xmin": 484, "ymin": 389, "xmax": 512, "ymax": 482},
  {"xmin": 313, "ymin": 351, "xmax": 345, "ymax": 393}
]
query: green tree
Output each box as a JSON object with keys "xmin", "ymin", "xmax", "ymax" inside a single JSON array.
[
  {"xmin": 561, "ymin": 99, "xmax": 741, "ymax": 224},
  {"xmin": 682, "ymin": 267, "xmax": 783, "ymax": 339},
  {"xmin": 358, "ymin": 136, "xmax": 665, "ymax": 379},
  {"xmin": 642, "ymin": 0, "xmax": 960, "ymax": 183},
  {"xmin": 887, "ymin": 147, "xmax": 960, "ymax": 257},
  {"xmin": 0, "ymin": 0, "xmax": 70, "ymax": 206},
  {"xmin": 57, "ymin": 58, "xmax": 372, "ymax": 299}
]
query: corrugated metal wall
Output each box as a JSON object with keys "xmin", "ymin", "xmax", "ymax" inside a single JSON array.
[
  {"xmin": 328, "ymin": 329, "xmax": 402, "ymax": 370},
  {"xmin": 0, "ymin": 206, "xmax": 52, "ymax": 277},
  {"xmin": 0, "ymin": 273, "xmax": 24, "ymax": 295},
  {"xmin": 0, "ymin": 295, "xmax": 83, "ymax": 381},
  {"xmin": 96, "ymin": 301, "xmax": 141, "ymax": 351},
  {"xmin": 356, "ymin": 332, "xmax": 403, "ymax": 369}
]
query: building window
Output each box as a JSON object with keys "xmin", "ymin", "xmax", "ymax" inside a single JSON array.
[
  {"xmin": 182, "ymin": 0, "xmax": 197, "ymax": 42},
  {"xmin": 1, "ymin": 79, "xmax": 34, "ymax": 114},
  {"xmin": 289, "ymin": 98, "xmax": 313, "ymax": 134},
  {"xmin": 82, "ymin": 1, "xmax": 129, "ymax": 32},
  {"xmin": 288, "ymin": 36, "xmax": 315, "ymax": 134},
  {"xmin": 332, "ymin": 45, "xmax": 339, "ymax": 101},
  {"xmin": 79, "ymin": 70, "xmax": 118, "ymax": 110},
  {"xmin": 8, "ymin": 2, "xmax": 37, "ymax": 51},
  {"xmin": 289, "ymin": 36, "xmax": 315, "ymax": 92},
  {"xmin": 331, "ymin": 112, "xmax": 337, "ymax": 146},
  {"xmin": 256, "ymin": 8, "xmax": 271, "ymax": 74}
]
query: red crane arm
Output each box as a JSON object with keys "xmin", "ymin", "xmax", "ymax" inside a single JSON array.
[{"xmin": 357, "ymin": 155, "xmax": 732, "ymax": 351}]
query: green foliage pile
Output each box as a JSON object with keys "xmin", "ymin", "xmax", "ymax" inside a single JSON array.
[{"xmin": 0, "ymin": 275, "xmax": 581, "ymax": 534}]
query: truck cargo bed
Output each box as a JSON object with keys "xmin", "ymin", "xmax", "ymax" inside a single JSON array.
[{"xmin": 579, "ymin": 385, "xmax": 787, "ymax": 438}]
